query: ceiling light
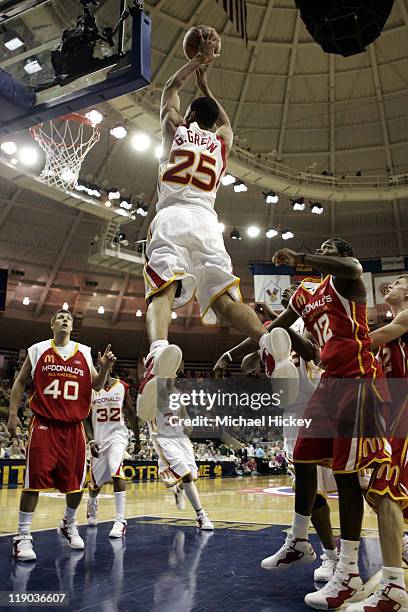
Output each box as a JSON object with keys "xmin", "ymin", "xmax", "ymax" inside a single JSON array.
[
  {"xmin": 263, "ymin": 191, "xmax": 279, "ymax": 204},
  {"xmin": 4, "ymin": 35, "xmax": 24, "ymax": 51},
  {"xmin": 310, "ymin": 201, "xmax": 324, "ymax": 214},
  {"xmin": 171, "ymin": 311, "xmax": 177, "ymax": 320},
  {"xmin": 282, "ymin": 230, "xmax": 294, "ymax": 240},
  {"xmin": 97, "ymin": 305, "xmax": 105, "ymax": 314},
  {"xmin": 24, "ymin": 58, "xmax": 42, "ymax": 74},
  {"xmin": 62, "ymin": 302, "xmax": 69, "ymax": 310},
  {"xmin": 131, "ymin": 132, "xmax": 151, "ymax": 152},
  {"xmin": 88, "ymin": 184, "xmax": 101, "ymax": 197},
  {"xmin": 1, "ymin": 141, "xmax": 17, "ymax": 155},
  {"xmin": 110, "ymin": 124, "xmax": 127, "ymax": 139},
  {"xmin": 22, "ymin": 296, "xmax": 30, "ymax": 305},
  {"xmin": 247, "ymin": 226, "xmax": 260, "ymax": 238},
  {"xmin": 85, "ymin": 109, "xmax": 103, "ymax": 125},
  {"xmin": 221, "ymin": 174, "xmax": 236, "ymax": 186},
  {"xmin": 233, "ymin": 181, "xmax": 248, "ymax": 193},
  {"xmin": 18, "ymin": 146, "xmax": 38, "ymax": 166},
  {"xmin": 136, "ymin": 204, "xmax": 148, "ymax": 217},
  {"xmin": 75, "ymin": 180, "xmax": 87, "ymax": 192},
  {"xmin": 104, "ymin": 200, "xmax": 112, "ymax": 208},
  {"xmin": 386, "ymin": 310, "xmax": 392, "ymax": 318},
  {"xmin": 120, "ymin": 198, "xmax": 132, "ymax": 210},
  {"xmin": 266, "ymin": 228, "xmax": 279, "ymax": 239},
  {"xmin": 155, "ymin": 144, "xmax": 163, "ymax": 159},
  {"xmin": 136, "ymin": 309, "xmax": 143, "ymax": 317},
  {"xmin": 108, "ymin": 188, "xmax": 121, "ymax": 200},
  {"xmin": 290, "ymin": 197, "xmax": 305, "ymax": 211},
  {"xmin": 218, "ymin": 222, "xmax": 225, "ymax": 233},
  {"xmin": 230, "ymin": 229, "xmax": 241, "ymax": 240},
  {"xmin": 10, "ymin": 158, "xmax": 18, "ymax": 165}
]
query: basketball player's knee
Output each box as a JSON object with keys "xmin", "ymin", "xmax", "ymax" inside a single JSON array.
[
  {"xmin": 182, "ymin": 473, "xmax": 193, "ymax": 483},
  {"xmin": 313, "ymin": 493, "xmax": 327, "ymax": 511},
  {"xmin": 212, "ymin": 292, "xmax": 232, "ymax": 315},
  {"xmin": 295, "ymin": 462, "xmax": 316, "ymax": 479},
  {"xmin": 112, "ymin": 476, "xmax": 126, "ymax": 491}
]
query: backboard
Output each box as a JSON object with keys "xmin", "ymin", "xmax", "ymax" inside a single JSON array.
[{"xmin": 0, "ymin": 0, "xmax": 151, "ymax": 137}]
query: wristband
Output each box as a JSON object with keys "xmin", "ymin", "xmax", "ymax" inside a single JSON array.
[{"xmin": 225, "ymin": 351, "xmax": 233, "ymax": 362}]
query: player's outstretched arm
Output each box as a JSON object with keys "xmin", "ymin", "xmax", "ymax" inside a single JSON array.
[
  {"xmin": 196, "ymin": 66, "xmax": 233, "ymax": 153},
  {"xmin": 369, "ymin": 309, "xmax": 408, "ymax": 351},
  {"xmin": 272, "ymin": 248, "xmax": 362, "ymax": 280},
  {"xmin": 92, "ymin": 345, "xmax": 116, "ymax": 391},
  {"xmin": 7, "ymin": 356, "xmax": 31, "ymax": 436}
]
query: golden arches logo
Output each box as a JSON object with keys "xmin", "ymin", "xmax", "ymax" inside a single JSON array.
[
  {"xmin": 376, "ymin": 463, "xmax": 400, "ymax": 487},
  {"xmin": 362, "ymin": 437, "xmax": 382, "ymax": 457},
  {"xmin": 296, "ymin": 294, "xmax": 307, "ymax": 308},
  {"xmin": 44, "ymin": 354, "xmax": 55, "ymax": 364}
]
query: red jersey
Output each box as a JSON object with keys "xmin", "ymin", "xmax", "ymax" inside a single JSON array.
[
  {"xmin": 28, "ymin": 339, "xmax": 93, "ymax": 422},
  {"xmin": 290, "ymin": 275, "xmax": 376, "ymax": 378},
  {"xmin": 377, "ymin": 334, "xmax": 408, "ymax": 379}
]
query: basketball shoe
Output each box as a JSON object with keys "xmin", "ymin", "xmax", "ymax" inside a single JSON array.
[
  {"xmin": 260, "ymin": 328, "xmax": 299, "ymax": 406},
  {"xmin": 57, "ymin": 519, "xmax": 84, "ymax": 549},
  {"xmin": 109, "ymin": 519, "xmax": 127, "ymax": 538},
  {"xmin": 174, "ymin": 483, "xmax": 185, "ymax": 511},
  {"xmin": 87, "ymin": 498, "xmax": 98, "ymax": 526},
  {"xmin": 137, "ymin": 344, "xmax": 183, "ymax": 421},
  {"xmin": 304, "ymin": 568, "xmax": 364, "ymax": 610},
  {"xmin": 261, "ymin": 535, "xmax": 316, "ymax": 570},
  {"xmin": 314, "ymin": 550, "xmax": 339, "ymax": 582},
  {"xmin": 12, "ymin": 535, "xmax": 37, "ymax": 561},
  {"xmin": 197, "ymin": 512, "xmax": 214, "ymax": 531},
  {"xmin": 346, "ymin": 583, "xmax": 408, "ymax": 612}
]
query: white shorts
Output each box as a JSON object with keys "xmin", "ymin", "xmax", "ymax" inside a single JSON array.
[
  {"xmin": 152, "ymin": 435, "xmax": 198, "ymax": 486},
  {"xmin": 144, "ymin": 204, "xmax": 241, "ymax": 325},
  {"xmin": 90, "ymin": 442, "xmax": 126, "ymax": 489}
]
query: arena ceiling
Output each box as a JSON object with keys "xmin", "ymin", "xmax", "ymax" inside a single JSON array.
[{"xmin": 0, "ymin": 0, "xmax": 408, "ymax": 344}]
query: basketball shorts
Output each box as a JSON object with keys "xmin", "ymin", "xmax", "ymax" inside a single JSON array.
[
  {"xmin": 293, "ymin": 377, "xmax": 391, "ymax": 473},
  {"xmin": 144, "ymin": 204, "xmax": 241, "ymax": 325},
  {"xmin": 24, "ymin": 415, "xmax": 87, "ymax": 493},
  {"xmin": 152, "ymin": 435, "xmax": 198, "ymax": 487},
  {"xmin": 90, "ymin": 441, "xmax": 127, "ymax": 489}
]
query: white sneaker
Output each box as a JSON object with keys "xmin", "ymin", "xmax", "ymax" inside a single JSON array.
[
  {"xmin": 402, "ymin": 534, "xmax": 408, "ymax": 567},
  {"xmin": 314, "ymin": 551, "xmax": 339, "ymax": 582},
  {"xmin": 12, "ymin": 535, "xmax": 37, "ymax": 561},
  {"xmin": 87, "ymin": 498, "xmax": 98, "ymax": 526},
  {"xmin": 197, "ymin": 514, "xmax": 214, "ymax": 530},
  {"xmin": 137, "ymin": 344, "xmax": 183, "ymax": 421},
  {"xmin": 109, "ymin": 519, "xmax": 127, "ymax": 538},
  {"xmin": 304, "ymin": 569, "xmax": 364, "ymax": 610},
  {"xmin": 261, "ymin": 328, "xmax": 299, "ymax": 407},
  {"xmin": 57, "ymin": 519, "xmax": 84, "ymax": 550},
  {"xmin": 346, "ymin": 583, "xmax": 408, "ymax": 612},
  {"xmin": 174, "ymin": 485, "xmax": 185, "ymax": 511},
  {"xmin": 261, "ymin": 535, "xmax": 316, "ymax": 570}
]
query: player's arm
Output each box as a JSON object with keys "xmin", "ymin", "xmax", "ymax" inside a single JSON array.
[
  {"xmin": 83, "ymin": 414, "xmax": 99, "ymax": 458},
  {"xmin": 124, "ymin": 388, "xmax": 140, "ymax": 451},
  {"xmin": 7, "ymin": 356, "xmax": 31, "ymax": 436},
  {"xmin": 91, "ymin": 345, "xmax": 116, "ymax": 390},
  {"xmin": 196, "ymin": 66, "xmax": 233, "ymax": 153},
  {"xmin": 272, "ymin": 248, "xmax": 362, "ymax": 280},
  {"xmin": 180, "ymin": 404, "xmax": 193, "ymax": 437},
  {"xmin": 369, "ymin": 310, "xmax": 408, "ymax": 351}
]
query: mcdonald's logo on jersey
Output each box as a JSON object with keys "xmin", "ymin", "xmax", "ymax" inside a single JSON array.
[
  {"xmin": 44, "ymin": 354, "xmax": 55, "ymax": 364},
  {"xmin": 376, "ymin": 463, "xmax": 400, "ymax": 487},
  {"xmin": 295, "ymin": 294, "xmax": 307, "ymax": 308},
  {"xmin": 362, "ymin": 437, "xmax": 382, "ymax": 458}
]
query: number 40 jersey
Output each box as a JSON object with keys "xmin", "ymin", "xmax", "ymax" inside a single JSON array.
[
  {"xmin": 91, "ymin": 380, "xmax": 129, "ymax": 450},
  {"xmin": 157, "ymin": 122, "xmax": 227, "ymax": 214},
  {"xmin": 289, "ymin": 275, "xmax": 377, "ymax": 378}
]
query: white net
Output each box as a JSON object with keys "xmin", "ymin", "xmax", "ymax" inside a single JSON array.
[{"xmin": 31, "ymin": 114, "xmax": 101, "ymax": 192}]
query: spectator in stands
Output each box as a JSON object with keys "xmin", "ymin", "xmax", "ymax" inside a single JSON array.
[
  {"xmin": 244, "ymin": 457, "xmax": 258, "ymax": 476},
  {"xmin": 7, "ymin": 437, "xmax": 25, "ymax": 459},
  {"xmin": 255, "ymin": 445, "xmax": 265, "ymax": 473}
]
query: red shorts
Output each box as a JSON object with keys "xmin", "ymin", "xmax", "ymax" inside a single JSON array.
[
  {"xmin": 293, "ymin": 377, "xmax": 391, "ymax": 473},
  {"xmin": 24, "ymin": 415, "xmax": 87, "ymax": 493}
]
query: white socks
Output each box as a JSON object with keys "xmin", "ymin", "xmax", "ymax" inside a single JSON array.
[
  {"xmin": 18, "ymin": 511, "xmax": 33, "ymax": 536},
  {"xmin": 63, "ymin": 505, "xmax": 77, "ymax": 524},
  {"xmin": 183, "ymin": 482, "xmax": 202, "ymax": 513},
  {"xmin": 382, "ymin": 566, "xmax": 405, "ymax": 589},
  {"xmin": 291, "ymin": 511, "xmax": 311, "ymax": 540},
  {"xmin": 338, "ymin": 539, "xmax": 360, "ymax": 575},
  {"xmin": 114, "ymin": 491, "xmax": 126, "ymax": 521},
  {"xmin": 323, "ymin": 547, "xmax": 339, "ymax": 559}
]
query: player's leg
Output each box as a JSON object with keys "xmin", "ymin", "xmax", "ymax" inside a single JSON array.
[
  {"xmin": 109, "ymin": 476, "xmax": 127, "ymax": 538},
  {"xmin": 261, "ymin": 462, "xmax": 317, "ymax": 570},
  {"xmin": 170, "ymin": 480, "xmax": 186, "ymax": 511},
  {"xmin": 182, "ymin": 473, "xmax": 214, "ymax": 530},
  {"xmin": 87, "ymin": 484, "xmax": 100, "ymax": 526},
  {"xmin": 146, "ymin": 282, "xmax": 177, "ymax": 344},
  {"xmin": 13, "ymin": 491, "xmax": 39, "ymax": 561},
  {"xmin": 311, "ymin": 494, "xmax": 339, "ymax": 582}
]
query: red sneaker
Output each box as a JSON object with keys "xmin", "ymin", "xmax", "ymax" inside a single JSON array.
[
  {"xmin": 346, "ymin": 583, "xmax": 408, "ymax": 611},
  {"xmin": 137, "ymin": 344, "xmax": 183, "ymax": 421}
]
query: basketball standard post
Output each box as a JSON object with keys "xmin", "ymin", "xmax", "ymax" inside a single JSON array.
[{"xmin": 0, "ymin": 5, "xmax": 151, "ymax": 137}]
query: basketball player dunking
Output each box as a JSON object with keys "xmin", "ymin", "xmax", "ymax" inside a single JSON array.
[
  {"xmin": 349, "ymin": 275, "xmax": 408, "ymax": 611},
  {"xmin": 247, "ymin": 239, "xmax": 390, "ymax": 610},
  {"xmin": 7, "ymin": 309, "xmax": 116, "ymax": 561},
  {"xmin": 137, "ymin": 30, "xmax": 298, "ymax": 421}
]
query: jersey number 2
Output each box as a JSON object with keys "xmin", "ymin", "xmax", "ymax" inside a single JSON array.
[
  {"xmin": 43, "ymin": 379, "xmax": 79, "ymax": 401},
  {"xmin": 313, "ymin": 313, "xmax": 333, "ymax": 347},
  {"xmin": 162, "ymin": 149, "xmax": 217, "ymax": 191},
  {"xmin": 96, "ymin": 407, "xmax": 121, "ymax": 423}
]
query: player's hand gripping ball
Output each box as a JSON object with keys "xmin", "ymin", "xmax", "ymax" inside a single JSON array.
[{"xmin": 183, "ymin": 25, "xmax": 221, "ymax": 64}]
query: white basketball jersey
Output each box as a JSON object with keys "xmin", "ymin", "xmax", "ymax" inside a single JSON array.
[
  {"xmin": 156, "ymin": 122, "xmax": 226, "ymax": 214},
  {"xmin": 91, "ymin": 380, "xmax": 129, "ymax": 450}
]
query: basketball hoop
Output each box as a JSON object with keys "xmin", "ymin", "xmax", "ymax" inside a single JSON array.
[{"xmin": 30, "ymin": 113, "xmax": 101, "ymax": 192}]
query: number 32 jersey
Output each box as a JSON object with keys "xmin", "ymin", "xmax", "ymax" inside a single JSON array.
[
  {"xmin": 28, "ymin": 339, "xmax": 93, "ymax": 422},
  {"xmin": 157, "ymin": 122, "xmax": 227, "ymax": 214},
  {"xmin": 290, "ymin": 275, "xmax": 376, "ymax": 378},
  {"xmin": 91, "ymin": 380, "xmax": 129, "ymax": 449}
]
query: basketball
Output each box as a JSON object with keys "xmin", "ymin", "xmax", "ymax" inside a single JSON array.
[{"xmin": 183, "ymin": 25, "xmax": 221, "ymax": 64}]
